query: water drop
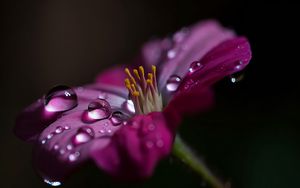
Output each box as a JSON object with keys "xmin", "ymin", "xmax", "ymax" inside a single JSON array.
[
  {"xmin": 41, "ymin": 139, "xmax": 46, "ymax": 144},
  {"xmin": 98, "ymin": 92, "xmax": 107, "ymax": 99},
  {"xmin": 44, "ymin": 85, "xmax": 78, "ymax": 112},
  {"xmin": 123, "ymin": 100, "xmax": 135, "ymax": 113},
  {"xmin": 188, "ymin": 61, "xmax": 203, "ymax": 74},
  {"xmin": 44, "ymin": 179, "xmax": 61, "ymax": 186},
  {"xmin": 72, "ymin": 126, "xmax": 95, "ymax": 146},
  {"xmin": 64, "ymin": 125, "xmax": 70, "ymax": 130},
  {"xmin": 234, "ymin": 60, "xmax": 245, "ymax": 70},
  {"xmin": 68, "ymin": 151, "xmax": 80, "ymax": 162},
  {"xmin": 147, "ymin": 123, "xmax": 155, "ymax": 131},
  {"xmin": 230, "ymin": 72, "xmax": 244, "ymax": 83},
  {"xmin": 167, "ymin": 49, "xmax": 177, "ymax": 59},
  {"xmin": 55, "ymin": 126, "xmax": 64, "ymax": 134},
  {"xmin": 47, "ymin": 133, "xmax": 54, "ymax": 140},
  {"xmin": 84, "ymin": 99, "xmax": 111, "ymax": 122},
  {"xmin": 59, "ymin": 149, "xmax": 65, "ymax": 155},
  {"xmin": 166, "ymin": 75, "xmax": 181, "ymax": 92},
  {"xmin": 111, "ymin": 111, "xmax": 126, "ymax": 126},
  {"xmin": 173, "ymin": 28, "xmax": 188, "ymax": 43},
  {"xmin": 66, "ymin": 144, "xmax": 73, "ymax": 151},
  {"xmin": 53, "ymin": 144, "xmax": 59, "ymax": 150}
]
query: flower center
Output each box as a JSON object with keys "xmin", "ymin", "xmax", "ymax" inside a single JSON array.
[{"xmin": 124, "ymin": 65, "xmax": 163, "ymax": 114}]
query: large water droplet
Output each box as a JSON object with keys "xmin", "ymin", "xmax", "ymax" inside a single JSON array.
[
  {"xmin": 188, "ymin": 61, "xmax": 203, "ymax": 74},
  {"xmin": 72, "ymin": 126, "xmax": 95, "ymax": 146},
  {"xmin": 123, "ymin": 100, "xmax": 135, "ymax": 113},
  {"xmin": 111, "ymin": 111, "xmax": 126, "ymax": 126},
  {"xmin": 44, "ymin": 85, "xmax": 78, "ymax": 112},
  {"xmin": 166, "ymin": 75, "xmax": 181, "ymax": 92},
  {"xmin": 44, "ymin": 179, "xmax": 61, "ymax": 186},
  {"xmin": 68, "ymin": 151, "xmax": 80, "ymax": 162},
  {"xmin": 83, "ymin": 99, "xmax": 111, "ymax": 123}
]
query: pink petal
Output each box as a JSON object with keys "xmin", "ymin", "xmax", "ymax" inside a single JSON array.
[
  {"xmin": 95, "ymin": 65, "xmax": 127, "ymax": 88},
  {"xmin": 34, "ymin": 111, "xmax": 123, "ymax": 182},
  {"xmin": 14, "ymin": 85, "xmax": 129, "ymax": 142},
  {"xmin": 158, "ymin": 20, "xmax": 236, "ymax": 90},
  {"xmin": 165, "ymin": 87, "xmax": 215, "ymax": 117},
  {"xmin": 179, "ymin": 37, "xmax": 252, "ymax": 90},
  {"xmin": 167, "ymin": 37, "xmax": 251, "ymax": 116},
  {"xmin": 91, "ymin": 112, "xmax": 174, "ymax": 179}
]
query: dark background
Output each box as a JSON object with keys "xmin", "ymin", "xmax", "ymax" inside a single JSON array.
[{"xmin": 1, "ymin": 0, "xmax": 299, "ymax": 187}]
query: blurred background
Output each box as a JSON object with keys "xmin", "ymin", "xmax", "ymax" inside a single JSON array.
[{"xmin": 1, "ymin": 0, "xmax": 299, "ymax": 187}]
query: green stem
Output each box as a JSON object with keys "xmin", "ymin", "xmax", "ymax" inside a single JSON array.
[{"xmin": 172, "ymin": 135, "xmax": 225, "ymax": 188}]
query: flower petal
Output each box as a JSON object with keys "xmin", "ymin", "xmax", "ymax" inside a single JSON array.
[
  {"xmin": 33, "ymin": 111, "xmax": 122, "ymax": 182},
  {"xmin": 164, "ymin": 87, "xmax": 214, "ymax": 117},
  {"xmin": 14, "ymin": 85, "xmax": 129, "ymax": 142},
  {"xmin": 95, "ymin": 66, "xmax": 127, "ymax": 88},
  {"xmin": 179, "ymin": 37, "xmax": 251, "ymax": 89},
  {"xmin": 167, "ymin": 37, "xmax": 251, "ymax": 116},
  {"xmin": 158, "ymin": 20, "xmax": 236, "ymax": 91},
  {"xmin": 91, "ymin": 112, "xmax": 174, "ymax": 179}
]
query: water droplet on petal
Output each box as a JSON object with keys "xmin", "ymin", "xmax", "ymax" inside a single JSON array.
[
  {"xmin": 98, "ymin": 92, "xmax": 107, "ymax": 99},
  {"xmin": 123, "ymin": 100, "xmax": 135, "ymax": 113},
  {"xmin": 55, "ymin": 126, "xmax": 64, "ymax": 134},
  {"xmin": 188, "ymin": 61, "xmax": 203, "ymax": 74},
  {"xmin": 53, "ymin": 144, "xmax": 59, "ymax": 150},
  {"xmin": 66, "ymin": 144, "xmax": 73, "ymax": 151},
  {"xmin": 84, "ymin": 99, "xmax": 111, "ymax": 122},
  {"xmin": 167, "ymin": 49, "xmax": 177, "ymax": 59},
  {"xmin": 148, "ymin": 123, "xmax": 155, "ymax": 131},
  {"xmin": 44, "ymin": 179, "xmax": 62, "ymax": 186},
  {"xmin": 59, "ymin": 149, "xmax": 65, "ymax": 155},
  {"xmin": 64, "ymin": 125, "xmax": 70, "ymax": 130},
  {"xmin": 68, "ymin": 151, "xmax": 80, "ymax": 162},
  {"xmin": 173, "ymin": 28, "xmax": 188, "ymax": 43},
  {"xmin": 47, "ymin": 133, "xmax": 54, "ymax": 140},
  {"xmin": 166, "ymin": 75, "xmax": 181, "ymax": 92},
  {"xmin": 44, "ymin": 85, "xmax": 78, "ymax": 112},
  {"xmin": 111, "ymin": 111, "xmax": 126, "ymax": 126},
  {"xmin": 72, "ymin": 126, "xmax": 95, "ymax": 146},
  {"xmin": 41, "ymin": 139, "xmax": 46, "ymax": 144},
  {"xmin": 234, "ymin": 60, "xmax": 245, "ymax": 70}
]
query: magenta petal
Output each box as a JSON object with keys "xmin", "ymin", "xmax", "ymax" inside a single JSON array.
[
  {"xmin": 179, "ymin": 37, "xmax": 252, "ymax": 91},
  {"xmin": 95, "ymin": 66, "xmax": 127, "ymax": 88},
  {"xmin": 165, "ymin": 87, "xmax": 215, "ymax": 117},
  {"xmin": 34, "ymin": 111, "xmax": 122, "ymax": 182},
  {"xmin": 159, "ymin": 20, "xmax": 236, "ymax": 90},
  {"xmin": 91, "ymin": 112, "xmax": 174, "ymax": 179}
]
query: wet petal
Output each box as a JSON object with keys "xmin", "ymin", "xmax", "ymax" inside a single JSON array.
[
  {"xmin": 14, "ymin": 85, "xmax": 128, "ymax": 142},
  {"xmin": 91, "ymin": 112, "xmax": 174, "ymax": 179},
  {"xmin": 34, "ymin": 110, "xmax": 125, "ymax": 182},
  {"xmin": 179, "ymin": 37, "xmax": 251, "ymax": 90},
  {"xmin": 158, "ymin": 20, "xmax": 236, "ymax": 91}
]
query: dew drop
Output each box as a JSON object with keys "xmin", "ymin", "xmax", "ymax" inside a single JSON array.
[
  {"xmin": 72, "ymin": 126, "xmax": 95, "ymax": 146},
  {"xmin": 147, "ymin": 123, "xmax": 156, "ymax": 131},
  {"xmin": 68, "ymin": 151, "xmax": 80, "ymax": 162},
  {"xmin": 53, "ymin": 144, "xmax": 59, "ymax": 150},
  {"xmin": 230, "ymin": 72, "xmax": 244, "ymax": 83},
  {"xmin": 167, "ymin": 49, "xmax": 177, "ymax": 59},
  {"xmin": 41, "ymin": 139, "xmax": 46, "ymax": 144},
  {"xmin": 111, "ymin": 111, "xmax": 126, "ymax": 126},
  {"xmin": 84, "ymin": 99, "xmax": 111, "ymax": 122},
  {"xmin": 44, "ymin": 85, "xmax": 78, "ymax": 112},
  {"xmin": 98, "ymin": 92, "xmax": 107, "ymax": 99},
  {"xmin": 123, "ymin": 100, "xmax": 135, "ymax": 113},
  {"xmin": 44, "ymin": 179, "xmax": 61, "ymax": 186},
  {"xmin": 166, "ymin": 75, "xmax": 182, "ymax": 92},
  {"xmin": 188, "ymin": 61, "xmax": 203, "ymax": 74},
  {"xmin": 173, "ymin": 28, "xmax": 188, "ymax": 43},
  {"xmin": 55, "ymin": 126, "xmax": 64, "ymax": 134},
  {"xmin": 66, "ymin": 144, "xmax": 73, "ymax": 151},
  {"xmin": 64, "ymin": 125, "xmax": 70, "ymax": 130},
  {"xmin": 47, "ymin": 133, "xmax": 54, "ymax": 140}
]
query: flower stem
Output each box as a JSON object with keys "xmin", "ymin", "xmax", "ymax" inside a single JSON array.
[{"xmin": 172, "ymin": 135, "xmax": 225, "ymax": 188}]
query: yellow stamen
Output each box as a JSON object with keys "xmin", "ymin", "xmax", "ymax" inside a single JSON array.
[
  {"xmin": 139, "ymin": 66, "xmax": 145, "ymax": 78},
  {"xmin": 125, "ymin": 68, "xmax": 136, "ymax": 85},
  {"xmin": 133, "ymin": 69, "xmax": 140, "ymax": 80}
]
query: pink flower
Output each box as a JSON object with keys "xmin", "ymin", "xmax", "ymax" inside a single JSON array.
[{"xmin": 14, "ymin": 20, "xmax": 251, "ymax": 185}]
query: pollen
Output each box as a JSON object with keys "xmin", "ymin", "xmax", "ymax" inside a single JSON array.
[{"xmin": 124, "ymin": 65, "xmax": 162, "ymax": 114}]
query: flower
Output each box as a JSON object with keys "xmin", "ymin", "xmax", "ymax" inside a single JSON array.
[{"xmin": 14, "ymin": 20, "xmax": 251, "ymax": 185}]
